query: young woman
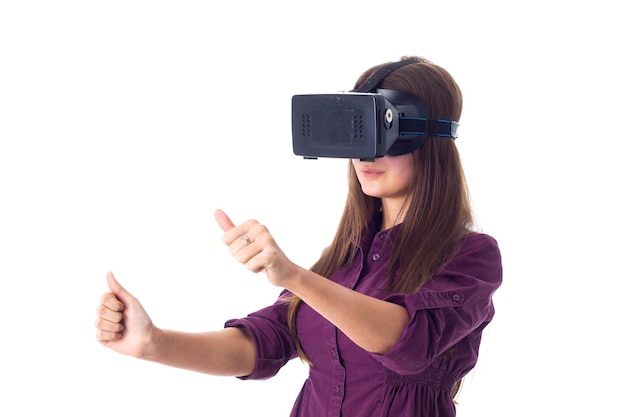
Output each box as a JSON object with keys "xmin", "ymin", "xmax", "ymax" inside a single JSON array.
[{"xmin": 95, "ymin": 56, "xmax": 502, "ymax": 416}]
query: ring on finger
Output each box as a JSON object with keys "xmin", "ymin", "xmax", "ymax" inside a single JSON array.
[{"xmin": 240, "ymin": 235, "xmax": 251, "ymax": 244}]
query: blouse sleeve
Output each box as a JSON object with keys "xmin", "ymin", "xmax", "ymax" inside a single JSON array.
[
  {"xmin": 224, "ymin": 291, "xmax": 298, "ymax": 380},
  {"xmin": 374, "ymin": 233, "xmax": 503, "ymax": 375}
]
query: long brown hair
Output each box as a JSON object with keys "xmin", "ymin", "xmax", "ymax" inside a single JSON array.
[{"xmin": 286, "ymin": 57, "xmax": 473, "ymax": 383}]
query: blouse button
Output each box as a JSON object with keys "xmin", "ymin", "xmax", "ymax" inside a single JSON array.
[
  {"xmin": 330, "ymin": 348, "xmax": 337, "ymax": 357},
  {"xmin": 334, "ymin": 385, "xmax": 341, "ymax": 393},
  {"xmin": 452, "ymin": 293, "xmax": 461, "ymax": 302},
  {"xmin": 372, "ymin": 253, "xmax": 380, "ymax": 261},
  {"xmin": 379, "ymin": 232, "xmax": 387, "ymax": 239}
]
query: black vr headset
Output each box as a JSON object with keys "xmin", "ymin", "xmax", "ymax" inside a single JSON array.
[{"xmin": 291, "ymin": 60, "xmax": 459, "ymax": 161}]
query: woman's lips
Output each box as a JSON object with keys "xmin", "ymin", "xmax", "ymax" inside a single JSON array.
[{"xmin": 361, "ymin": 169, "xmax": 384, "ymax": 180}]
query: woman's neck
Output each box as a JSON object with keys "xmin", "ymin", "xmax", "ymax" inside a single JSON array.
[{"xmin": 380, "ymin": 198, "xmax": 408, "ymax": 231}]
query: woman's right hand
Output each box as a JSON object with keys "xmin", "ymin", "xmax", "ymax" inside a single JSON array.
[{"xmin": 95, "ymin": 272, "xmax": 155, "ymax": 359}]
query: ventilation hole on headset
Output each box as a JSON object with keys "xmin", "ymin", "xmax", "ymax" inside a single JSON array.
[
  {"xmin": 301, "ymin": 114, "xmax": 311, "ymax": 138},
  {"xmin": 352, "ymin": 114, "xmax": 363, "ymax": 140}
]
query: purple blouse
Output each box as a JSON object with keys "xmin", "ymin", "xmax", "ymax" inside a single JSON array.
[{"xmin": 225, "ymin": 225, "xmax": 502, "ymax": 417}]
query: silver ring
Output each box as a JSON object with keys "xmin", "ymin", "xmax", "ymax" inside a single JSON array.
[{"xmin": 240, "ymin": 235, "xmax": 251, "ymax": 244}]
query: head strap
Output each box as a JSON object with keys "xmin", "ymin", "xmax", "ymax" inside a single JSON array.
[{"xmin": 351, "ymin": 60, "xmax": 417, "ymax": 93}]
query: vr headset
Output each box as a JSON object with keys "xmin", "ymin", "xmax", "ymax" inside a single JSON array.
[{"xmin": 291, "ymin": 60, "xmax": 459, "ymax": 161}]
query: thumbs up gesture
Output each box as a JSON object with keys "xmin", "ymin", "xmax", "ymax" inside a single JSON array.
[
  {"xmin": 95, "ymin": 272, "xmax": 155, "ymax": 358},
  {"xmin": 214, "ymin": 209, "xmax": 301, "ymax": 289}
]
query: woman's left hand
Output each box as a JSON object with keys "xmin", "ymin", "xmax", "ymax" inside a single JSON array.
[{"xmin": 214, "ymin": 209, "xmax": 301, "ymax": 288}]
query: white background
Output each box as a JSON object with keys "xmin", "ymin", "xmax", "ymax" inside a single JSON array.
[{"xmin": 1, "ymin": 1, "xmax": 624, "ymax": 416}]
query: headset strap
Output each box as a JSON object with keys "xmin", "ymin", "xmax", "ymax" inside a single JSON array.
[
  {"xmin": 351, "ymin": 60, "xmax": 416, "ymax": 93},
  {"xmin": 353, "ymin": 60, "xmax": 460, "ymax": 139},
  {"xmin": 400, "ymin": 117, "xmax": 459, "ymax": 138}
]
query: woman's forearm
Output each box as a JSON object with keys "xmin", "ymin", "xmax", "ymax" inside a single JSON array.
[
  {"xmin": 287, "ymin": 267, "xmax": 410, "ymax": 355},
  {"xmin": 142, "ymin": 327, "xmax": 256, "ymax": 377}
]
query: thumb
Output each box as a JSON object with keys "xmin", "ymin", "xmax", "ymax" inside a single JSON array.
[
  {"xmin": 106, "ymin": 271, "xmax": 133, "ymax": 302},
  {"xmin": 214, "ymin": 208, "xmax": 236, "ymax": 232}
]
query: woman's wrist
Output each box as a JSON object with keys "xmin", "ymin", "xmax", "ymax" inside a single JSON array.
[
  {"xmin": 281, "ymin": 265, "xmax": 313, "ymax": 296},
  {"xmin": 140, "ymin": 326, "xmax": 163, "ymax": 361}
]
